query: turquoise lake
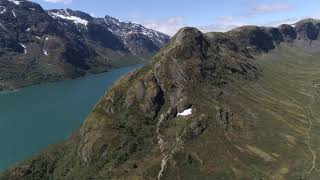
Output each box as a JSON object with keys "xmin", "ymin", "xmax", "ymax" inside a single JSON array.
[{"xmin": 0, "ymin": 65, "xmax": 140, "ymax": 171}]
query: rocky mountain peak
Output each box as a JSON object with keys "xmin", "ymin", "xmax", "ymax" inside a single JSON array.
[
  {"xmin": 1, "ymin": 0, "xmax": 43, "ymax": 11},
  {"xmin": 48, "ymin": 9, "xmax": 94, "ymax": 23},
  {"xmin": 2, "ymin": 0, "xmax": 23, "ymax": 6},
  {"xmin": 173, "ymin": 27, "xmax": 204, "ymax": 46},
  {"xmin": 227, "ymin": 26, "xmax": 275, "ymax": 52},
  {"xmin": 294, "ymin": 19, "xmax": 320, "ymax": 40},
  {"xmin": 295, "ymin": 18, "xmax": 320, "ymax": 25},
  {"xmin": 169, "ymin": 27, "xmax": 209, "ymax": 59},
  {"xmin": 104, "ymin": 14, "xmax": 121, "ymax": 25},
  {"xmin": 48, "ymin": 9, "xmax": 90, "ymax": 27}
]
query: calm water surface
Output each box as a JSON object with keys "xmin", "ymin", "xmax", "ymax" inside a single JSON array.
[{"xmin": 0, "ymin": 65, "xmax": 140, "ymax": 171}]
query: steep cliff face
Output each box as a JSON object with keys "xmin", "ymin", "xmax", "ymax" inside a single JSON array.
[
  {"xmin": 2, "ymin": 19, "xmax": 320, "ymax": 180},
  {"xmin": 295, "ymin": 19, "xmax": 320, "ymax": 40},
  {"xmin": 0, "ymin": 0, "xmax": 170, "ymax": 91}
]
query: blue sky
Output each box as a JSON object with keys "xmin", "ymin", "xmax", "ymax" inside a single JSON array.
[{"xmin": 30, "ymin": 0, "xmax": 320, "ymax": 35}]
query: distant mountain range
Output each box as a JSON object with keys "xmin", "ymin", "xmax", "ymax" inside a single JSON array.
[
  {"xmin": 2, "ymin": 17, "xmax": 320, "ymax": 179},
  {"xmin": 0, "ymin": 0, "xmax": 170, "ymax": 90}
]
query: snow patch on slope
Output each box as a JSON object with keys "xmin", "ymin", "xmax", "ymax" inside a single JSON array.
[
  {"xmin": 0, "ymin": 7, "xmax": 6, "ymax": 14},
  {"xmin": 43, "ymin": 49, "xmax": 48, "ymax": 56},
  {"xmin": 11, "ymin": 10, "xmax": 16, "ymax": 17},
  {"xmin": 177, "ymin": 108, "xmax": 192, "ymax": 116},
  {"xmin": 49, "ymin": 12, "xmax": 88, "ymax": 26},
  {"xmin": 19, "ymin": 43, "xmax": 27, "ymax": 53},
  {"xmin": 0, "ymin": 22, "xmax": 8, "ymax": 31},
  {"xmin": 7, "ymin": 0, "xmax": 21, "ymax": 5},
  {"xmin": 103, "ymin": 15, "xmax": 169, "ymax": 46}
]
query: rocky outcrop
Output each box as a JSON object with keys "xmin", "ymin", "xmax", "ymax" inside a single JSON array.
[
  {"xmin": 278, "ymin": 24, "xmax": 296, "ymax": 42},
  {"xmin": 295, "ymin": 19, "xmax": 320, "ymax": 40}
]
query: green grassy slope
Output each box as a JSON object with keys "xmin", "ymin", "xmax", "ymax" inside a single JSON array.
[{"xmin": 173, "ymin": 42, "xmax": 320, "ymax": 180}]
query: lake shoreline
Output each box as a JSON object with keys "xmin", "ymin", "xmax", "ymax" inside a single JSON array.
[
  {"xmin": 0, "ymin": 63, "xmax": 144, "ymax": 93},
  {"xmin": 0, "ymin": 64, "xmax": 142, "ymax": 171}
]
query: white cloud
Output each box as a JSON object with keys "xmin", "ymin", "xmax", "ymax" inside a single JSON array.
[
  {"xmin": 200, "ymin": 3, "xmax": 294, "ymax": 32},
  {"xmin": 143, "ymin": 16, "xmax": 247, "ymax": 35},
  {"xmin": 253, "ymin": 3, "xmax": 291, "ymax": 13},
  {"xmin": 265, "ymin": 18, "xmax": 300, "ymax": 27},
  {"xmin": 43, "ymin": 0, "xmax": 72, "ymax": 4},
  {"xmin": 142, "ymin": 16, "xmax": 184, "ymax": 36},
  {"xmin": 143, "ymin": 16, "xmax": 248, "ymax": 36},
  {"xmin": 90, "ymin": 12, "xmax": 96, "ymax": 17},
  {"xmin": 128, "ymin": 12, "xmax": 144, "ymax": 20},
  {"xmin": 265, "ymin": 13, "xmax": 320, "ymax": 27},
  {"xmin": 198, "ymin": 16, "xmax": 246, "ymax": 32},
  {"xmin": 308, "ymin": 13, "xmax": 320, "ymax": 19}
]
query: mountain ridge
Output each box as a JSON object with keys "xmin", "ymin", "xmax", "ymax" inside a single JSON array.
[
  {"xmin": 0, "ymin": 0, "xmax": 170, "ymax": 91},
  {"xmin": 1, "ymin": 18, "xmax": 320, "ymax": 179}
]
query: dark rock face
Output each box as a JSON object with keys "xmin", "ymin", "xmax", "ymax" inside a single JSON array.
[
  {"xmin": 228, "ymin": 26, "xmax": 275, "ymax": 52},
  {"xmin": 278, "ymin": 24, "xmax": 296, "ymax": 41},
  {"xmin": 265, "ymin": 27, "xmax": 284, "ymax": 43},
  {"xmin": 101, "ymin": 15, "xmax": 170, "ymax": 57},
  {"xmin": 0, "ymin": 0, "xmax": 170, "ymax": 90},
  {"xmin": 295, "ymin": 19, "xmax": 320, "ymax": 40},
  {"xmin": 123, "ymin": 33, "xmax": 159, "ymax": 56},
  {"xmin": 86, "ymin": 23, "xmax": 127, "ymax": 51}
]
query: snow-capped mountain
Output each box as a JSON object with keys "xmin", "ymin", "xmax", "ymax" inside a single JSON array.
[
  {"xmin": 103, "ymin": 15, "xmax": 169, "ymax": 47},
  {"xmin": 47, "ymin": 9, "xmax": 170, "ymax": 56},
  {"xmin": 0, "ymin": 0, "xmax": 170, "ymax": 90}
]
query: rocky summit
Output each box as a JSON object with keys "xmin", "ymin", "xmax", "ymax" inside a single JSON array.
[
  {"xmin": 2, "ymin": 18, "xmax": 320, "ymax": 180},
  {"xmin": 0, "ymin": 0, "xmax": 170, "ymax": 91}
]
